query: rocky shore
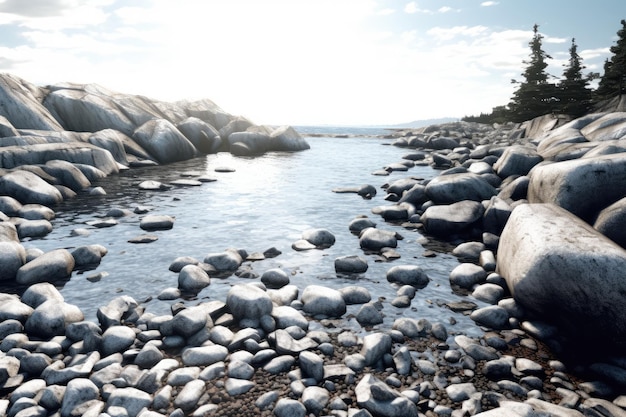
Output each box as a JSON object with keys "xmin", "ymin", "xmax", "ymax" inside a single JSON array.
[{"xmin": 2, "ymin": 72, "xmax": 626, "ymax": 416}]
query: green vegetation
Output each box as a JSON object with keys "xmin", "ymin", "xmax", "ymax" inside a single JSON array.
[{"xmin": 463, "ymin": 20, "xmax": 626, "ymax": 124}]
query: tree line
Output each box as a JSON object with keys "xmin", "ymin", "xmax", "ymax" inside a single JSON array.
[{"xmin": 463, "ymin": 20, "xmax": 626, "ymax": 124}]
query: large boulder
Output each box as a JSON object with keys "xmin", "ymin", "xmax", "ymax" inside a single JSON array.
[
  {"xmin": 355, "ymin": 374, "xmax": 418, "ymax": 417},
  {"xmin": 16, "ymin": 249, "xmax": 75, "ymax": 285},
  {"xmin": 580, "ymin": 112, "xmax": 626, "ymax": 141},
  {"xmin": 87, "ymin": 129, "xmax": 131, "ymax": 165},
  {"xmin": 0, "ymin": 73, "xmax": 64, "ymax": 131},
  {"xmin": 425, "ymin": 173, "xmax": 497, "ymax": 204},
  {"xmin": 177, "ymin": 117, "xmax": 222, "ymax": 153},
  {"xmin": 132, "ymin": 119, "xmax": 197, "ymax": 164},
  {"xmin": 497, "ymin": 203, "xmax": 626, "ymax": 349},
  {"xmin": 493, "ymin": 145, "xmax": 543, "ymax": 178},
  {"xmin": 0, "ymin": 241, "xmax": 26, "ymax": 281},
  {"xmin": 228, "ymin": 131, "xmax": 270, "ymax": 156},
  {"xmin": 301, "ymin": 285, "xmax": 346, "ymax": 318},
  {"xmin": 0, "ymin": 169, "xmax": 63, "ymax": 205},
  {"xmin": 594, "ymin": 197, "xmax": 626, "ymax": 247},
  {"xmin": 226, "ymin": 284, "xmax": 273, "ymax": 322},
  {"xmin": 268, "ymin": 125, "xmax": 310, "ymax": 152},
  {"xmin": 421, "ymin": 200, "xmax": 484, "ymax": 237},
  {"xmin": 528, "ymin": 153, "xmax": 626, "ymax": 222},
  {"xmin": 42, "ymin": 159, "xmax": 91, "ymax": 192}
]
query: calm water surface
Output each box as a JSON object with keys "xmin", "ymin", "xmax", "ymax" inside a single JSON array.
[{"xmin": 19, "ymin": 135, "xmax": 485, "ymax": 336}]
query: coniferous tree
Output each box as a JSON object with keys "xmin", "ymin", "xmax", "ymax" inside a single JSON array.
[
  {"xmin": 508, "ymin": 24, "xmax": 558, "ymax": 122},
  {"xmin": 595, "ymin": 19, "xmax": 626, "ymax": 101},
  {"xmin": 557, "ymin": 38, "xmax": 593, "ymax": 117}
]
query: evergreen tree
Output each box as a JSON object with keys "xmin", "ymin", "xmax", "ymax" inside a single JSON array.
[
  {"xmin": 557, "ymin": 38, "xmax": 593, "ymax": 117},
  {"xmin": 508, "ymin": 24, "xmax": 558, "ymax": 122},
  {"xmin": 596, "ymin": 19, "xmax": 626, "ymax": 101}
]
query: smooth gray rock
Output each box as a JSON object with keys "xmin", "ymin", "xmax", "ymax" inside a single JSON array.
[
  {"xmin": 452, "ymin": 241, "xmax": 486, "ymax": 261},
  {"xmin": 301, "ymin": 285, "xmax": 346, "ymax": 318},
  {"xmin": 181, "ymin": 345, "xmax": 228, "ymax": 366},
  {"xmin": 106, "ymin": 387, "xmax": 152, "ymax": 417},
  {"xmin": 356, "ymin": 302, "xmax": 384, "ymax": 326},
  {"xmin": 140, "ymin": 214, "xmax": 174, "ymax": 231},
  {"xmin": 60, "ymin": 378, "xmax": 99, "ymax": 417},
  {"xmin": 227, "ymin": 283, "xmax": 273, "ymax": 322},
  {"xmin": 260, "ymin": 268, "xmax": 290, "ymax": 289},
  {"xmin": 0, "ymin": 74, "xmax": 63, "ymax": 131},
  {"xmin": 349, "ymin": 217, "xmax": 377, "ymax": 234},
  {"xmin": 355, "ymin": 373, "xmax": 418, "ymax": 417},
  {"xmin": 472, "ymin": 283, "xmax": 505, "ymax": 305},
  {"xmin": 42, "ymin": 159, "xmax": 91, "ymax": 191},
  {"xmin": 0, "ymin": 170, "xmax": 63, "ymax": 205},
  {"xmin": 263, "ymin": 355, "xmax": 296, "ymax": 374},
  {"xmin": 386, "ymin": 265, "xmax": 429, "ymax": 288},
  {"xmin": 302, "ymin": 386, "xmax": 330, "ymax": 414},
  {"xmin": 498, "ymin": 203, "xmax": 626, "ymax": 347},
  {"xmin": 228, "ymin": 131, "xmax": 271, "ymax": 155},
  {"xmin": 273, "ymin": 398, "xmax": 306, "ymax": 417},
  {"xmin": 450, "ymin": 263, "xmax": 487, "ymax": 289},
  {"xmin": 0, "ymin": 355, "xmax": 20, "ymax": 385},
  {"xmin": 493, "ymin": 145, "xmax": 543, "ymax": 177},
  {"xmin": 101, "ymin": 325, "xmax": 136, "ymax": 356},
  {"xmin": 204, "ymin": 248, "xmax": 243, "ymax": 272},
  {"xmin": 594, "ymin": 196, "xmax": 626, "ymax": 247},
  {"xmin": 177, "ymin": 264, "xmax": 210, "ymax": 292},
  {"xmin": 335, "ymin": 255, "xmax": 368, "ymax": 274},
  {"xmin": 339, "ymin": 286, "xmax": 372, "ymax": 305},
  {"xmin": 16, "ymin": 249, "xmax": 75, "ymax": 285},
  {"xmin": 271, "ymin": 305, "xmax": 308, "ymax": 330},
  {"xmin": 18, "ymin": 204, "xmax": 55, "ymax": 220},
  {"xmin": 0, "ymin": 295, "xmax": 33, "ymax": 322},
  {"xmin": 302, "ymin": 228, "xmax": 336, "ymax": 248},
  {"xmin": 421, "ymin": 200, "xmax": 485, "ymax": 237},
  {"xmin": 0, "ymin": 241, "xmax": 26, "ymax": 281},
  {"xmin": 173, "ymin": 379, "xmax": 205, "ymax": 411},
  {"xmin": 71, "ymin": 244, "xmax": 107, "ymax": 268},
  {"xmin": 177, "ymin": 116, "xmax": 222, "ymax": 153},
  {"xmin": 96, "ymin": 295, "xmax": 140, "ymax": 329},
  {"xmin": 271, "ymin": 329, "xmax": 318, "ymax": 355},
  {"xmin": 470, "ymin": 305, "xmax": 509, "ymax": 329},
  {"xmin": 87, "ymin": 129, "xmax": 132, "ymax": 165},
  {"xmin": 446, "ymin": 382, "xmax": 477, "ymax": 402},
  {"xmin": 16, "ymin": 219, "xmax": 53, "ymax": 239},
  {"xmin": 133, "ymin": 118, "xmax": 197, "ymax": 164},
  {"xmin": 25, "ymin": 300, "xmax": 84, "ymax": 338},
  {"xmin": 425, "ymin": 172, "xmax": 497, "ymax": 204},
  {"xmin": 359, "ymin": 227, "xmax": 398, "ymax": 251},
  {"xmin": 361, "ymin": 333, "xmax": 392, "ymax": 366},
  {"xmin": 300, "ymin": 350, "xmax": 324, "ymax": 382}
]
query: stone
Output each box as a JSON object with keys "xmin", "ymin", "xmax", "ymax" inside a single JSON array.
[
  {"xmin": 60, "ymin": 378, "xmax": 99, "ymax": 417},
  {"xmin": 140, "ymin": 214, "xmax": 174, "ymax": 230},
  {"xmin": 227, "ymin": 359, "xmax": 255, "ymax": 380},
  {"xmin": 106, "ymin": 387, "xmax": 152, "ymax": 417},
  {"xmin": 446, "ymin": 382, "xmax": 477, "ymax": 402},
  {"xmin": 101, "ymin": 325, "xmax": 137, "ymax": 356},
  {"xmin": 271, "ymin": 305, "xmax": 308, "ymax": 330},
  {"xmin": 425, "ymin": 172, "xmax": 497, "ymax": 204},
  {"xmin": 386, "ymin": 265, "xmax": 429, "ymax": 288},
  {"xmin": 301, "ymin": 228, "xmax": 336, "ymax": 248},
  {"xmin": 493, "ymin": 145, "xmax": 543, "ymax": 177},
  {"xmin": 225, "ymin": 378, "xmax": 255, "ymax": 395},
  {"xmin": 177, "ymin": 264, "xmax": 210, "ymax": 292},
  {"xmin": 71, "ymin": 244, "xmax": 107, "ymax": 268},
  {"xmin": 302, "ymin": 386, "xmax": 330, "ymax": 414},
  {"xmin": 42, "ymin": 159, "xmax": 91, "ymax": 191},
  {"xmin": 260, "ymin": 268, "xmax": 290, "ymax": 289},
  {"xmin": 452, "ymin": 241, "xmax": 486, "ymax": 261},
  {"xmin": 160, "ymin": 305, "xmax": 210, "ymax": 337},
  {"xmin": 16, "ymin": 219, "xmax": 53, "ymax": 239},
  {"xmin": 472, "ymin": 283, "xmax": 505, "ymax": 305},
  {"xmin": 421, "ymin": 200, "xmax": 485, "ymax": 237},
  {"xmin": 339, "ymin": 286, "xmax": 372, "ymax": 305},
  {"xmin": 355, "ymin": 374, "xmax": 418, "ymax": 417},
  {"xmin": 0, "ymin": 241, "xmax": 26, "ymax": 281},
  {"xmin": 301, "ymin": 285, "xmax": 346, "ymax": 318},
  {"xmin": 498, "ymin": 203, "xmax": 626, "ymax": 348},
  {"xmin": 273, "ymin": 398, "xmax": 306, "ymax": 417},
  {"xmin": 16, "ymin": 249, "xmax": 75, "ymax": 285},
  {"xmin": 449, "ymin": 263, "xmax": 487, "ymax": 290},
  {"xmin": 133, "ymin": 118, "xmax": 197, "ymax": 164},
  {"xmin": 594, "ymin": 197, "xmax": 626, "ymax": 247},
  {"xmin": 271, "ymin": 329, "xmax": 318, "ymax": 355},
  {"xmin": 176, "ymin": 116, "xmax": 222, "ymax": 153},
  {"xmin": 173, "ymin": 379, "xmax": 206, "ymax": 411},
  {"xmin": 300, "ymin": 350, "xmax": 324, "ymax": 382},
  {"xmin": 181, "ymin": 345, "xmax": 228, "ymax": 366},
  {"xmin": 0, "ymin": 170, "xmax": 63, "ymax": 205},
  {"xmin": 470, "ymin": 306, "xmax": 509, "ymax": 329},
  {"xmin": 356, "ymin": 302, "xmax": 384, "ymax": 326},
  {"xmin": 359, "ymin": 227, "xmax": 398, "ymax": 251},
  {"xmin": 18, "ymin": 204, "xmax": 55, "ymax": 220},
  {"xmin": 204, "ymin": 248, "xmax": 243, "ymax": 272},
  {"xmin": 349, "ymin": 217, "xmax": 376, "ymax": 234},
  {"xmin": 528, "ymin": 153, "xmax": 626, "ymax": 222},
  {"xmin": 361, "ymin": 333, "xmax": 392, "ymax": 366},
  {"xmin": 227, "ymin": 283, "xmax": 273, "ymax": 322},
  {"xmin": 25, "ymin": 300, "xmax": 84, "ymax": 338},
  {"xmin": 335, "ymin": 255, "xmax": 368, "ymax": 273}
]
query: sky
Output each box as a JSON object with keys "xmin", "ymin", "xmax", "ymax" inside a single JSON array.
[{"xmin": 0, "ymin": 0, "xmax": 622, "ymax": 126}]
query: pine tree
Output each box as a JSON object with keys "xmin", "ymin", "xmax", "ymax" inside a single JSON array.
[
  {"xmin": 595, "ymin": 19, "xmax": 626, "ymax": 101},
  {"xmin": 557, "ymin": 38, "xmax": 593, "ymax": 118},
  {"xmin": 508, "ymin": 24, "xmax": 558, "ymax": 122}
]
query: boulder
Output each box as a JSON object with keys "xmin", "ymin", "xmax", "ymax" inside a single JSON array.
[
  {"xmin": 0, "ymin": 222, "xmax": 18, "ymax": 242},
  {"xmin": 0, "ymin": 170, "xmax": 63, "ymax": 205},
  {"xmin": 498, "ymin": 203, "xmax": 626, "ymax": 349},
  {"xmin": 528, "ymin": 153, "xmax": 626, "ymax": 222},
  {"xmin": 226, "ymin": 284, "xmax": 273, "ymax": 322},
  {"xmin": 425, "ymin": 173, "xmax": 497, "ymax": 204},
  {"xmin": 16, "ymin": 218, "xmax": 53, "ymax": 239},
  {"xmin": 301, "ymin": 228, "xmax": 335, "ymax": 248},
  {"xmin": 42, "ymin": 159, "xmax": 91, "ymax": 191},
  {"xmin": 176, "ymin": 117, "xmax": 222, "ymax": 153},
  {"xmin": 493, "ymin": 145, "xmax": 543, "ymax": 178},
  {"xmin": 228, "ymin": 131, "xmax": 270, "ymax": 156},
  {"xmin": 87, "ymin": 129, "xmax": 131, "ymax": 165},
  {"xmin": 421, "ymin": 200, "xmax": 484, "ymax": 237},
  {"xmin": 268, "ymin": 125, "xmax": 310, "ymax": 152},
  {"xmin": 140, "ymin": 214, "xmax": 175, "ymax": 231},
  {"xmin": 178, "ymin": 264, "xmax": 211, "ymax": 292},
  {"xmin": 25, "ymin": 300, "xmax": 85, "ymax": 338},
  {"xmin": 594, "ymin": 197, "xmax": 626, "ymax": 247},
  {"xmin": 359, "ymin": 227, "xmax": 398, "ymax": 251},
  {"xmin": 0, "ymin": 73, "xmax": 64, "ymax": 131},
  {"xmin": 0, "ymin": 195, "xmax": 22, "ymax": 216},
  {"xmin": 204, "ymin": 249, "xmax": 243, "ymax": 272},
  {"xmin": 0, "ymin": 241, "xmax": 26, "ymax": 280},
  {"xmin": 334, "ymin": 255, "xmax": 368, "ymax": 274},
  {"xmin": 21, "ymin": 282, "xmax": 64, "ymax": 308},
  {"xmin": 301, "ymin": 285, "xmax": 346, "ymax": 318},
  {"xmin": 386, "ymin": 265, "xmax": 429, "ymax": 289},
  {"xmin": 580, "ymin": 111, "xmax": 626, "ymax": 141},
  {"xmin": 132, "ymin": 118, "xmax": 197, "ymax": 164},
  {"xmin": 260, "ymin": 268, "xmax": 290, "ymax": 289},
  {"xmin": 355, "ymin": 374, "xmax": 418, "ymax": 417},
  {"xmin": 16, "ymin": 249, "xmax": 75, "ymax": 285}
]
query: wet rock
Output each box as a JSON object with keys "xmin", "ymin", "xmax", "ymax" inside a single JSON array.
[
  {"xmin": 472, "ymin": 283, "xmax": 505, "ymax": 305},
  {"xmin": 334, "ymin": 255, "xmax": 368, "ymax": 274},
  {"xmin": 359, "ymin": 227, "xmax": 398, "ymax": 251},
  {"xmin": 177, "ymin": 264, "xmax": 210, "ymax": 292},
  {"xmin": 42, "ymin": 159, "xmax": 91, "ymax": 191},
  {"xmin": 386, "ymin": 265, "xmax": 429, "ymax": 288},
  {"xmin": 273, "ymin": 398, "xmax": 306, "ymax": 417},
  {"xmin": 421, "ymin": 200, "xmax": 485, "ymax": 237},
  {"xmin": 349, "ymin": 216, "xmax": 377, "ymax": 234},
  {"xmin": 101, "ymin": 325, "xmax": 136, "ymax": 356},
  {"xmin": 425, "ymin": 172, "xmax": 497, "ymax": 204},
  {"xmin": 339, "ymin": 286, "xmax": 371, "ymax": 305},
  {"xmin": 106, "ymin": 387, "xmax": 153, "ymax": 417},
  {"xmin": 25, "ymin": 300, "xmax": 84, "ymax": 338},
  {"xmin": 16, "ymin": 219, "xmax": 53, "ymax": 239},
  {"xmin": 271, "ymin": 305, "xmax": 308, "ymax": 330},
  {"xmin": 160, "ymin": 305, "xmax": 211, "ymax": 338},
  {"xmin": 0, "ymin": 170, "xmax": 63, "ymax": 206},
  {"xmin": 227, "ymin": 283, "xmax": 273, "ymax": 322},
  {"xmin": 140, "ymin": 214, "xmax": 174, "ymax": 230},
  {"xmin": 176, "ymin": 116, "xmax": 222, "ymax": 153},
  {"xmin": 355, "ymin": 373, "xmax": 418, "ymax": 417},
  {"xmin": 97, "ymin": 295, "xmax": 140, "ymax": 329},
  {"xmin": 470, "ymin": 305, "xmax": 509, "ymax": 329},
  {"xmin": 0, "ymin": 241, "xmax": 26, "ymax": 281},
  {"xmin": 181, "ymin": 345, "xmax": 228, "ymax": 366},
  {"xmin": 60, "ymin": 378, "xmax": 99, "ymax": 417},
  {"xmin": 260, "ymin": 268, "xmax": 290, "ymax": 289},
  {"xmin": 449, "ymin": 263, "xmax": 487, "ymax": 290},
  {"xmin": 301, "ymin": 285, "xmax": 346, "ymax": 318},
  {"xmin": 204, "ymin": 248, "xmax": 243, "ymax": 272},
  {"xmin": 361, "ymin": 333, "xmax": 392, "ymax": 366},
  {"xmin": 16, "ymin": 249, "xmax": 75, "ymax": 285},
  {"xmin": 173, "ymin": 379, "xmax": 206, "ymax": 411},
  {"xmin": 356, "ymin": 302, "xmax": 384, "ymax": 326},
  {"xmin": 133, "ymin": 118, "xmax": 197, "ymax": 164},
  {"xmin": 18, "ymin": 203, "xmax": 55, "ymax": 220},
  {"xmin": 301, "ymin": 228, "xmax": 336, "ymax": 248},
  {"xmin": 71, "ymin": 244, "xmax": 107, "ymax": 268}
]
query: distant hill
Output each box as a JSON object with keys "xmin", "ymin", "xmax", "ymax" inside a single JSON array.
[{"xmin": 381, "ymin": 117, "xmax": 460, "ymax": 129}]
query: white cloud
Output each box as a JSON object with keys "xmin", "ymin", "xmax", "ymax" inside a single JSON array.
[
  {"xmin": 404, "ymin": 1, "xmax": 431, "ymax": 14},
  {"xmin": 480, "ymin": 1, "xmax": 499, "ymax": 6},
  {"xmin": 438, "ymin": 6, "xmax": 460, "ymax": 13},
  {"xmin": 427, "ymin": 25, "xmax": 489, "ymax": 42}
]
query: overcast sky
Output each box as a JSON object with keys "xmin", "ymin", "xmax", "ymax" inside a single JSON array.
[{"xmin": 0, "ymin": 0, "xmax": 622, "ymax": 126}]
